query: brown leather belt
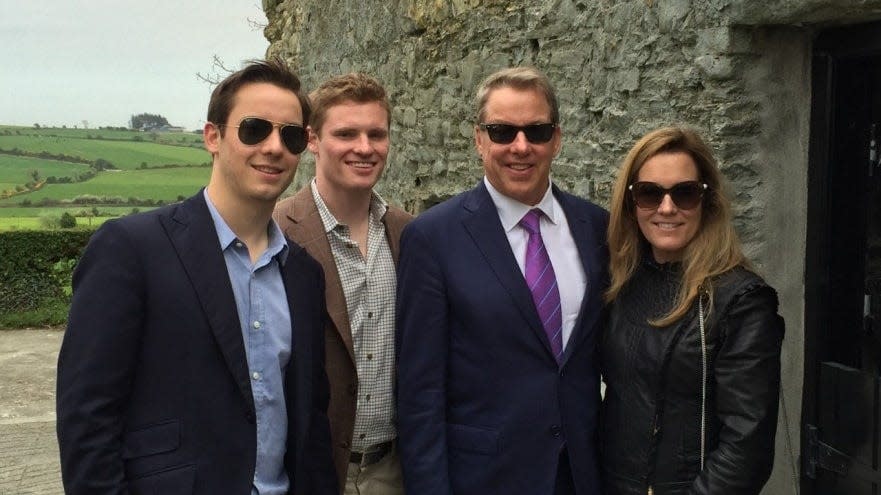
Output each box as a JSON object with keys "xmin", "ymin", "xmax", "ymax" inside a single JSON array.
[{"xmin": 349, "ymin": 440, "xmax": 393, "ymax": 466}]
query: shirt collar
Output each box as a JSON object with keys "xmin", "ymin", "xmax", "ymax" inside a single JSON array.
[
  {"xmin": 203, "ymin": 189, "xmax": 289, "ymax": 265},
  {"xmin": 310, "ymin": 178, "xmax": 389, "ymax": 233},
  {"xmin": 483, "ymin": 176, "xmax": 559, "ymax": 233}
]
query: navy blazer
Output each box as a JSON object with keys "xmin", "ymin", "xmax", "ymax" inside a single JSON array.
[
  {"xmin": 396, "ymin": 182, "xmax": 609, "ymax": 494},
  {"xmin": 56, "ymin": 191, "xmax": 337, "ymax": 495}
]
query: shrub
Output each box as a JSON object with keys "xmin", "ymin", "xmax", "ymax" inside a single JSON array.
[
  {"xmin": 0, "ymin": 230, "xmax": 94, "ymax": 316},
  {"xmin": 59, "ymin": 212, "xmax": 77, "ymax": 228}
]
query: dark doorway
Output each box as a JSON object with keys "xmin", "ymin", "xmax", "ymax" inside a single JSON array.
[{"xmin": 802, "ymin": 22, "xmax": 881, "ymax": 494}]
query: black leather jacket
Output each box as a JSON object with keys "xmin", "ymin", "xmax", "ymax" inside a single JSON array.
[{"xmin": 600, "ymin": 260, "xmax": 784, "ymax": 495}]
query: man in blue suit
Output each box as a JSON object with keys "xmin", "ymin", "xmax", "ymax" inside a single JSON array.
[
  {"xmin": 396, "ymin": 67, "xmax": 608, "ymax": 494},
  {"xmin": 56, "ymin": 59, "xmax": 337, "ymax": 495}
]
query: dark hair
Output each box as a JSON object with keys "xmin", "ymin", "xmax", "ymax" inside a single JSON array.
[
  {"xmin": 309, "ymin": 72, "xmax": 390, "ymax": 135},
  {"xmin": 474, "ymin": 67, "xmax": 559, "ymax": 124},
  {"xmin": 206, "ymin": 58, "xmax": 311, "ymax": 135}
]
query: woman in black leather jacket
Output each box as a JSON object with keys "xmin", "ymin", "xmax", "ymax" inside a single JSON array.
[{"xmin": 600, "ymin": 126, "xmax": 784, "ymax": 495}]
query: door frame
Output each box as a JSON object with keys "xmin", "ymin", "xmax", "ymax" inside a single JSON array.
[{"xmin": 802, "ymin": 20, "xmax": 881, "ymax": 494}]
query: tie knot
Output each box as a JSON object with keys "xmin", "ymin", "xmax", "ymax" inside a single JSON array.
[{"xmin": 519, "ymin": 209, "xmax": 543, "ymax": 235}]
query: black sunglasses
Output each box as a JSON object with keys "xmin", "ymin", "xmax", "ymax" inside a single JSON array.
[
  {"xmin": 628, "ymin": 181, "xmax": 708, "ymax": 210},
  {"xmin": 478, "ymin": 123, "xmax": 557, "ymax": 144},
  {"xmin": 223, "ymin": 117, "xmax": 308, "ymax": 154}
]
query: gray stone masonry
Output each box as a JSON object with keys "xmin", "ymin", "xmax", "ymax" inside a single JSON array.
[{"xmin": 263, "ymin": 1, "xmax": 881, "ymax": 493}]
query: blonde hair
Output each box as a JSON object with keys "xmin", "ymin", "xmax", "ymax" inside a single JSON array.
[
  {"xmin": 605, "ymin": 126, "xmax": 749, "ymax": 326},
  {"xmin": 309, "ymin": 72, "xmax": 390, "ymax": 135},
  {"xmin": 474, "ymin": 67, "xmax": 559, "ymax": 124}
]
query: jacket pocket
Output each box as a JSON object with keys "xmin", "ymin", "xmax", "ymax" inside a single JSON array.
[
  {"xmin": 446, "ymin": 423, "xmax": 499, "ymax": 455},
  {"xmin": 128, "ymin": 463, "xmax": 195, "ymax": 495},
  {"xmin": 123, "ymin": 419, "xmax": 180, "ymax": 459}
]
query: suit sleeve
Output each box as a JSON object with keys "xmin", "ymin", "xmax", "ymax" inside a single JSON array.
[
  {"xmin": 56, "ymin": 221, "xmax": 145, "ymax": 495},
  {"xmin": 691, "ymin": 285, "xmax": 785, "ymax": 495},
  {"xmin": 396, "ymin": 223, "xmax": 453, "ymax": 495},
  {"xmin": 303, "ymin": 266, "xmax": 339, "ymax": 494}
]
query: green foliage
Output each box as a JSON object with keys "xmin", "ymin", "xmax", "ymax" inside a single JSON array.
[
  {"xmin": 130, "ymin": 113, "xmax": 170, "ymax": 130},
  {"xmin": 59, "ymin": 212, "xmax": 77, "ymax": 228},
  {"xmin": 0, "ymin": 299, "xmax": 70, "ymax": 328},
  {"xmin": 0, "ymin": 230, "xmax": 93, "ymax": 316},
  {"xmin": 38, "ymin": 211, "xmax": 61, "ymax": 229},
  {"xmin": 51, "ymin": 258, "xmax": 77, "ymax": 298}
]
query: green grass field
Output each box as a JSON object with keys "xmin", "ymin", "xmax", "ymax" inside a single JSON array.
[
  {"xmin": 0, "ymin": 136, "xmax": 209, "ymax": 169},
  {"xmin": 0, "ymin": 125, "xmax": 204, "ymax": 146},
  {"xmin": 0, "ymin": 167, "xmax": 210, "ymax": 205},
  {"xmin": 0, "ymin": 215, "xmax": 117, "ymax": 231},
  {"xmin": 0, "ymin": 125, "xmax": 213, "ymax": 230},
  {"xmin": 0, "ymin": 155, "xmax": 92, "ymax": 184}
]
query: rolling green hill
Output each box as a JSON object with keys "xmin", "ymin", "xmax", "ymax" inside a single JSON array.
[{"xmin": 0, "ymin": 125, "xmax": 214, "ymax": 230}]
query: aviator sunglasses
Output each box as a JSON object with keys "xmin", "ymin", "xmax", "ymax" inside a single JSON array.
[
  {"xmin": 478, "ymin": 123, "xmax": 557, "ymax": 144},
  {"xmin": 222, "ymin": 117, "xmax": 308, "ymax": 154},
  {"xmin": 628, "ymin": 181, "xmax": 708, "ymax": 210}
]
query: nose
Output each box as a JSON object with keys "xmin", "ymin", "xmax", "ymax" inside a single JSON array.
[
  {"xmin": 656, "ymin": 193, "xmax": 677, "ymax": 214},
  {"xmin": 261, "ymin": 127, "xmax": 285, "ymax": 155},
  {"xmin": 509, "ymin": 130, "xmax": 530, "ymax": 153},
  {"xmin": 353, "ymin": 133, "xmax": 372, "ymax": 155}
]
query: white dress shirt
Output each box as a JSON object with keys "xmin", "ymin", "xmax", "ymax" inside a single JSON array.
[{"xmin": 483, "ymin": 177, "xmax": 587, "ymax": 349}]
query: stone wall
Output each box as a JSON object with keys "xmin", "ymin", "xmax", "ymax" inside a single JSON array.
[{"xmin": 263, "ymin": 1, "xmax": 881, "ymax": 493}]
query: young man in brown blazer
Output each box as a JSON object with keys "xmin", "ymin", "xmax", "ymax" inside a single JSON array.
[{"xmin": 273, "ymin": 73, "xmax": 412, "ymax": 495}]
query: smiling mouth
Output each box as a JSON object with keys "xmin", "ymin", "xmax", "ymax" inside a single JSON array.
[
  {"xmin": 508, "ymin": 163, "xmax": 533, "ymax": 171},
  {"xmin": 654, "ymin": 222, "xmax": 682, "ymax": 230},
  {"xmin": 253, "ymin": 165, "xmax": 283, "ymax": 175}
]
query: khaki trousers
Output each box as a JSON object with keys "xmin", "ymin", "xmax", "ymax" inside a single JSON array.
[{"xmin": 345, "ymin": 447, "xmax": 404, "ymax": 495}]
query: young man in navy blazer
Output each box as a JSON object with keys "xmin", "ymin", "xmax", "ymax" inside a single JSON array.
[
  {"xmin": 396, "ymin": 67, "xmax": 608, "ymax": 495},
  {"xmin": 57, "ymin": 59, "xmax": 337, "ymax": 495}
]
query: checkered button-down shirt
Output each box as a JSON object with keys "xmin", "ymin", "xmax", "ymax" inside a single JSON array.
[{"xmin": 310, "ymin": 181, "xmax": 397, "ymax": 451}]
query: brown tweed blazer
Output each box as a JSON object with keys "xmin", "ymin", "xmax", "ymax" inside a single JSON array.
[{"xmin": 272, "ymin": 184, "xmax": 412, "ymax": 491}]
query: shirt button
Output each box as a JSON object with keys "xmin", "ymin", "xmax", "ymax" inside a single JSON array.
[
  {"xmin": 367, "ymin": 312, "xmax": 373, "ymax": 319},
  {"xmin": 253, "ymin": 321, "xmax": 261, "ymax": 330},
  {"xmin": 365, "ymin": 394, "xmax": 371, "ymax": 401},
  {"xmin": 235, "ymin": 242, "xmax": 244, "ymax": 248},
  {"xmin": 359, "ymin": 433, "xmax": 366, "ymax": 440},
  {"xmin": 550, "ymin": 425, "xmax": 561, "ymax": 437},
  {"xmin": 346, "ymin": 243, "xmax": 356, "ymax": 249},
  {"xmin": 366, "ymin": 353, "xmax": 373, "ymax": 360},
  {"xmin": 252, "ymin": 372, "xmax": 261, "ymax": 380}
]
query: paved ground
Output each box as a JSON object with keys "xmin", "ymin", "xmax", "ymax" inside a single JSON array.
[{"xmin": 0, "ymin": 328, "xmax": 64, "ymax": 494}]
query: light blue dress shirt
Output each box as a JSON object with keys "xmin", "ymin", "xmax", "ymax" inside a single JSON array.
[{"xmin": 205, "ymin": 190, "xmax": 292, "ymax": 495}]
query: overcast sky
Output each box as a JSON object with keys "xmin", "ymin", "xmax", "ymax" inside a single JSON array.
[{"xmin": 0, "ymin": 1, "xmax": 269, "ymax": 131}]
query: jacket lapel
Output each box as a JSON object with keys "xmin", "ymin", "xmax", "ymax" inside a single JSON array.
[
  {"xmin": 555, "ymin": 187, "xmax": 605, "ymax": 367},
  {"xmin": 160, "ymin": 191, "xmax": 255, "ymax": 415},
  {"xmin": 461, "ymin": 183, "xmax": 553, "ymax": 358},
  {"xmin": 277, "ymin": 188, "xmax": 355, "ymax": 362}
]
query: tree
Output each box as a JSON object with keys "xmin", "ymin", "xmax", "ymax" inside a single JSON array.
[
  {"xmin": 59, "ymin": 212, "xmax": 77, "ymax": 229},
  {"xmin": 130, "ymin": 113, "xmax": 171, "ymax": 131}
]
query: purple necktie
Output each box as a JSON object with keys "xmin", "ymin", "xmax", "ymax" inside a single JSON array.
[{"xmin": 520, "ymin": 209, "xmax": 563, "ymax": 363}]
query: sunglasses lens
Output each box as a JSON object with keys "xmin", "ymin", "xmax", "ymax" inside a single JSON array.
[
  {"xmin": 670, "ymin": 183, "xmax": 703, "ymax": 209},
  {"xmin": 632, "ymin": 183, "xmax": 665, "ymax": 209},
  {"xmin": 280, "ymin": 125, "xmax": 307, "ymax": 154},
  {"xmin": 237, "ymin": 118, "xmax": 273, "ymax": 145},
  {"xmin": 485, "ymin": 124, "xmax": 518, "ymax": 144},
  {"xmin": 523, "ymin": 124, "xmax": 555, "ymax": 143}
]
